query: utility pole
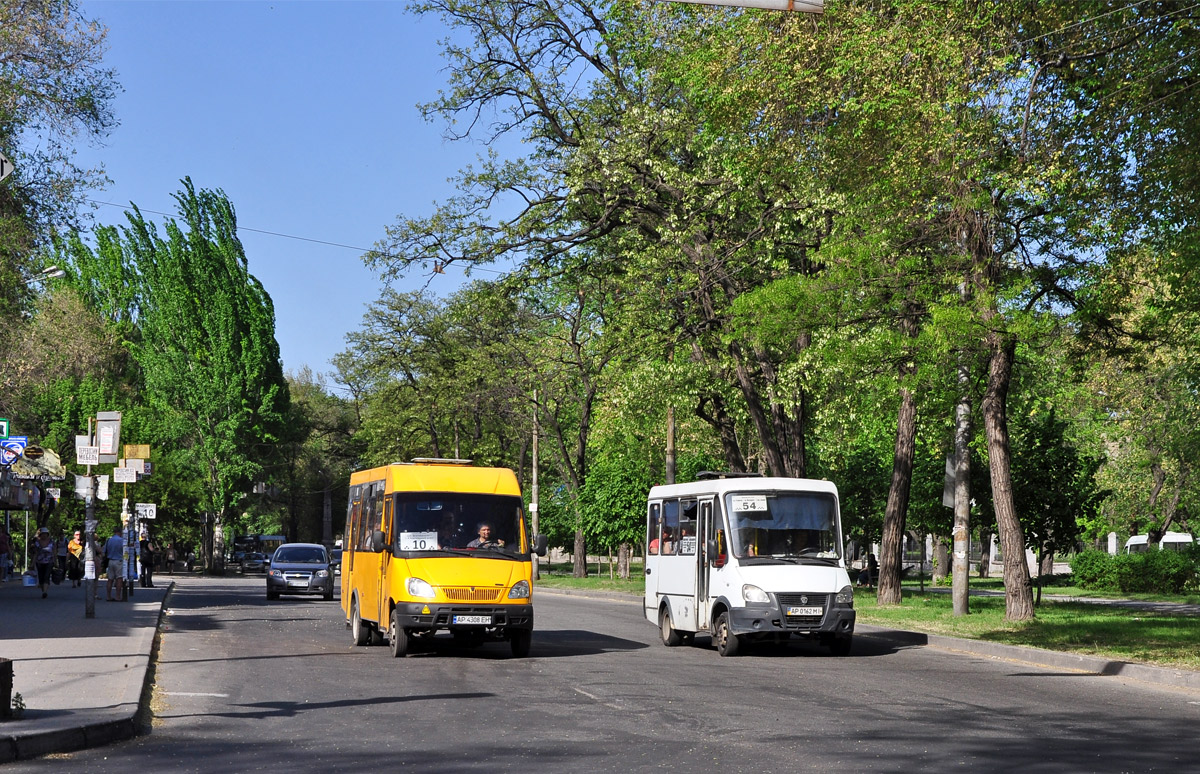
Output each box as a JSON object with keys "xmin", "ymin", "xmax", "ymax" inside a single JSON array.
[{"xmin": 531, "ymin": 389, "xmax": 540, "ymax": 580}]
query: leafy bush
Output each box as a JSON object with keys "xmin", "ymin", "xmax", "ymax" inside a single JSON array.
[
  {"xmin": 1112, "ymin": 550, "xmax": 1196, "ymax": 594},
  {"xmin": 1069, "ymin": 549, "xmax": 1117, "ymax": 591}
]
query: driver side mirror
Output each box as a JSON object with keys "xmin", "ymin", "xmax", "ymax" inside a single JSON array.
[
  {"xmin": 369, "ymin": 530, "xmax": 388, "ymax": 553},
  {"xmin": 532, "ymin": 534, "xmax": 548, "ymax": 557}
]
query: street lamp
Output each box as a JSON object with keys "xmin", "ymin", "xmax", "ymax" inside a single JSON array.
[{"xmin": 24, "ymin": 266, "xmax": 66, "ymax": 285}]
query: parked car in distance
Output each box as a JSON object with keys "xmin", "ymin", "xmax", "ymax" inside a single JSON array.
[
  {"xmin": 241, "ymin": 552, "xmax": 267, "ymax": 573},
  {"xmin": 266, "ymin": 543, "xmax": 335, "ymax": 601},
  {"xmin": 329, "ymin": 548, "xmax": 343, "ymax": 576}
]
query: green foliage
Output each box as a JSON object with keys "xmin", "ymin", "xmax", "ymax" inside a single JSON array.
[
  {"xmin": 578, "ymin": 439, "xmax": 654, "ymax": 552},
  {"xmin": 1112, "ymin": 551, "xmax": 1198, "ymax": 596},
  {"xmin": 1069, "ymin": 549, "xmax": 1117, "ymax": 592}
]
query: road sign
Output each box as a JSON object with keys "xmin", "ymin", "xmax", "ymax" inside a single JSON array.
[
  {"xmin": 136, "ymin": 502, "xmax": 157, "ymax": 520},
  {"xmin": 0, "ymin": 151, "xmax": 13, "ymax": 183},
  {"xmin": 0, "ymin": 418, "xmax": 8, "ymax": 438},
  {"xmin": 1, "ymin": 436, "xmax": 28, "ymax": 466}
]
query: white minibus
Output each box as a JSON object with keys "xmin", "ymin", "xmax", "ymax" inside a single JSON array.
[
  {"xmin": 1123, "ymin": 531, "xmax": 1194, "ymax": 554},
  {"xmin": 645, "ymin": 472, "xmax": 855, "ymax": 657}
]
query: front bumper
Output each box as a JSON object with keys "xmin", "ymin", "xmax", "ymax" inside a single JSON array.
[
  {"xmin": 395, "ymin": 602, "xmax": 534, "ymax": 632},
  {"xmin": 267, "ymin": 572, "xmax": 333, "ymax": 595},
  {"xmin": 726, "ymin": 593, "xmax": 855, "ymax": 636}
]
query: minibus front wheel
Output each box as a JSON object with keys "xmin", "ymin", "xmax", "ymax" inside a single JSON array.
[
  {"xmin": 350, "ymin": 596, "xmax": 370, "ymax": 647},
  {"xmin": 389, "ymin": 608, "xmax": 410, "ymax": 657},
  {"xmin": 714, "ymin": 612, "xmax": 740, "ymax": 657},
  {"xmin": 510, "ymin": 629, "xmax": 532, "ymax": 658}
]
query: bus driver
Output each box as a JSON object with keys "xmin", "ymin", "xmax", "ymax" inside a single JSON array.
[{"xmin": 468, "ymin": 523, "xmax": 505, "ymax": 549}]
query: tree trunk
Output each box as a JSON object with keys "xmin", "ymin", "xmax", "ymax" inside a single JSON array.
[
  {"xmin": 618, "ymin": 543, "xmax": 631, "ymax": 579},
  {"xmin": 572, "ymin": 527, "xmax": 587, "ymax": 578},
  {"xmin": 952, "ymin": 355, "xmax": 973, "ymax": 615},
  {"xmin": 933, "ymin": 535, "xmax": 949, "ymax": 584},
  {"xmin": 982, "ymin": 334, "xmax": 1035, "ymax": 621},
  {"xmin": 978, "ymin": 530, "xmax": 991, "ymax": 578},
  {"xmin": 877, "ymin": 385, "xmax": 917, "ymax": 605}
]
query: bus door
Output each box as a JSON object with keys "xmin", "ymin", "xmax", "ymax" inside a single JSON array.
[
  {"xmin": 696, "ymin": 498, "xmax": 714, "ymax": 628},
  {"xmin": 658, "ymin": 498, "xmax": 699, "ymax": 629},
  {"xmin": 644, "ymin": 502, "xmax": 662, "ymax": 622},
  {"xmin": 359, "ymin": 482, "xmax": 383, "ymax": 625},
  {"xmin": 376, "ymin": 495, "xmax": 393, "ymax": 622}
]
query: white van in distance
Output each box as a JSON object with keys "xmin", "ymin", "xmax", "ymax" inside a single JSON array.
[
  {"xmin": 644, "ymin": 472, "xmax": 855, "ymax": 657},
  {"xmin": 1123, "ymin": 531, "xmax": 1195, "ymax": 554}
]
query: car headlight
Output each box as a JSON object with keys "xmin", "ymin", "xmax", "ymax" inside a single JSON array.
[
  {"xmin": 742, "ymin": 584, "xmax": 770, "ymax": 604},
  {"xmin": 316, "ymin": 570, "xmax": 329, "ymax": 578},
  {"xmin": 268, "ymin": 569, "xmax": 282, "ymax": 579},
  {"xmin": 835, "ymin": 585, "xmax": 854, "ymax": 606},
  {"xmin": 407, "ymin": 577, "xmax": 436, "ymax": 599},
  {"xmin": 508, "ymin": 580, "xmax": 530, "ymax": 599}
]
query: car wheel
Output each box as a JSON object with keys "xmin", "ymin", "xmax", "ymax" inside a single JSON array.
[
  {"xmin": 510, "ymin": 629, "xmax": 532, "ymax": 658},
  {"xmin": 389, "ymin": 608, "xmax": 409, "ymax": 658},
  {"xmin": 323, "ymin": 585, "xmax": 334, "ymax": 602},
  {"xmin": 351, "ymin": 597, "xmax": 369, "ymax": 646},
  {"xmin": 660, "ymin": 607, "xmax": 682, "ymax": 647},
  {"xmin": 827, "ymin": 634, "xmax": 853, "ymax": 657},
  {"xmin": 714, "ymin": 612, "xmax": 740, "ymax": 657},
  {"xmin": 266, "ymin": 589, "xmax": 279, "ymax": 601}
]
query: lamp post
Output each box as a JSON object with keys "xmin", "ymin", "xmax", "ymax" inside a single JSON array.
[{"xmin": 26, "ymin": 266, "xmax": 66, "ymax": 283}]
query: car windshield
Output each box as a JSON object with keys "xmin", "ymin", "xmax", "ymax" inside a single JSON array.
[
  {"xmin": 392, "ymin": 493, "xmax": 525, "ymax": 556},
  {"xmin": 725, "ymin": 490, "xmax": 841, "ymax": 563},
  {"xmin": 274, "ymin": 547, "xmax": 326, "ymax": 563}
]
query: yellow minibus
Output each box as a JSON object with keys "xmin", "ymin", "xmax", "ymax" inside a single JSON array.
[{"xmin": 341, "ymin": 458, "xmax": 547, "ymax": 657}]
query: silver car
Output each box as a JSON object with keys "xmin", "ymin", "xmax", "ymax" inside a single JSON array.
[{"xmin": 266, "ymin": 543, "xmax": 334, "ymax": 601}]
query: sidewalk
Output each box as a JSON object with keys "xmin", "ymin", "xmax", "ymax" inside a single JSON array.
[{"xmin": 0, "ymin": 573, "xmax": 169, "ymax": 763}]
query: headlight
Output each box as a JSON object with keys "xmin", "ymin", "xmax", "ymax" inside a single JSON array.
[
  {"xmin": 316, "ymin": 570, "xmax": 329, "ymax": 578},
  {"xmin": 835, "ymin": 585, "xmax": 854, "ymax": 606},
  {"xmin": 268, "ymin": 569, "xmax": 282, "ymax": 578},
  {"xmin": 407, "ymin": 577, "xmax": 436, "ymax": 598},
  {"xmin": 508, "ymin": 580, "xmax": 530, "ymax": 599},
  {"xmin": 742, "ymin": 584, "xmax": 770, "ymax": 604}
]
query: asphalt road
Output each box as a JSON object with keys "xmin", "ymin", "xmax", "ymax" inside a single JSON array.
[{"xmin": 8, "ymin": 576, "xmax": 1200, "ymax": 773}]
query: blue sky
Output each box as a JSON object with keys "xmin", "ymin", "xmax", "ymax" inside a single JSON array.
[{"xmin": 75, "ymin": 0, "xmax": 495, "ymax": 379}]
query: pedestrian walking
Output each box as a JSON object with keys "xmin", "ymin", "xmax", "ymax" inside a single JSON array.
[
  {"xmin": 0, "ymin": 527, "xmax": 12, "ymax": 583},
  {"xmin": 104, "ymin": 526, "xmax": 126, "ymax": 601},
  {"xmin": 34, "ymin": 527, "xmax": 55, "ymax": 598},
  {"xmin": 67, "ymin": 530, "xmax": 85, "ymax": 587},
  {"xmin": 166, "ymin": 545, "xmax": 177, "ymax": 575},
  {"xmin": 55, "ymin": 529, "xmax": 69, "ymax": 577},
  {"xmin": 140, "ymin": 537, "xmax": 156, "ymax": 588}
]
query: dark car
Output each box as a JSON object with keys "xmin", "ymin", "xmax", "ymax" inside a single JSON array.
[
  {"xmin": 329, "ymin": 548, "xmax": 343, "ymax": 576},
  {"xmin": 241, "ymin": 552, "xmax": 267, "ymax": 573},
  {"xmin": 266, "ymin": 543, "xmax": 334, "ymax": 601}
]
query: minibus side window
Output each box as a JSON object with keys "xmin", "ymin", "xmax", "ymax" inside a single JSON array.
[
  {"xmin": 662, "ymin": 499, "xmax": 679, "ymax": 556},
  {"xmin": 647, "ymin": 503, "xmax": 661, "ymax": 555},
  {"xmin": 678, "ymin": 499, "xmax": 697, "ymax": 555}
]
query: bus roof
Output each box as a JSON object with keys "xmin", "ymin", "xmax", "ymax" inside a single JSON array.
[
  {"xmin": 350, "ymin": 459, "xmax": 521, "ymax": 496},
  {"xmin": 648, "ymin": 476, "xmax": 838, "ymax": 500}
]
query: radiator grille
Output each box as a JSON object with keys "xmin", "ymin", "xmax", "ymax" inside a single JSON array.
[{"xmin": 441, "ymin": 586, "xmax": 503, "ymax": 602}]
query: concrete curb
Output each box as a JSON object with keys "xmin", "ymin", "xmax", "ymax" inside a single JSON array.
[
  {"xmin": 537, "ymin": 586, "xmax": 1200, "ymax": 693},
  {"xmin": 0, "ymin": 581, "xmax": 174, "ymax": 764},
  {"xmin": 855, "ymin": 624, "xmax": 1200, "ymax": 693}
]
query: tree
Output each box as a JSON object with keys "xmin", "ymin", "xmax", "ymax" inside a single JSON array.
[{"xmin": 67, "ymin": 179, "xmax": 289, "ymax": 573}]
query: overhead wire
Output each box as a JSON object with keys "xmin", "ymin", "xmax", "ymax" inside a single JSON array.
[{"xmin": 83, "ymin": 197, "xmax": 506, "ymax": 277}]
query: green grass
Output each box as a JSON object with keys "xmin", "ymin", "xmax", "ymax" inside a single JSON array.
[
  {"xmin": 855, "ymin": 588, "xmax": 1200, "ymax": 671},
  {"xmin": 534, "ymin": 562, "xmax": 1200, "ymax": 670}
]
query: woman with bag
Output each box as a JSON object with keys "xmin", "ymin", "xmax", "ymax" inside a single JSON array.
[{"xmin": 67, "ymin": 530, "xmax": 85, "ymax": 587}]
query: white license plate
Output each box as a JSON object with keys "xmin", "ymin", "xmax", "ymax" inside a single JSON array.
[
  {"xmin": 453, "ymin": 615, "xmax": 491, "ymax": 625},
  {"xmin": 288, "ymin": 580, "xmax": 308, "ymax": 587},
  {"xmin": 787, "ymin": 606, "xmax": 823, "ymax": 616}
]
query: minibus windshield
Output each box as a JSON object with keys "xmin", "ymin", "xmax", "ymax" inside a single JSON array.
[
  {"xmin": 725, "ymin": 490, "xmax": 841, "ymax": 563},
  {"xmin": 392, "ymin": 493, "xmax": 526, "ymax": 556}
]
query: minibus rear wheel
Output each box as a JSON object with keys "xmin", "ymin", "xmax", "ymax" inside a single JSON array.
[{"xmin": 660, "ymin": 607, "xmax": 682, "ymax": 647}]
